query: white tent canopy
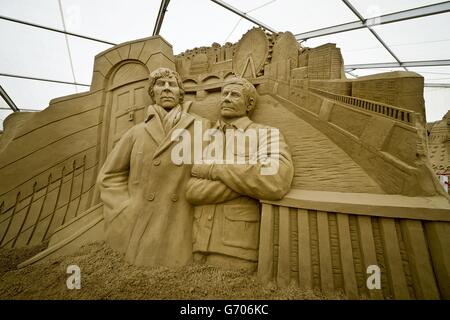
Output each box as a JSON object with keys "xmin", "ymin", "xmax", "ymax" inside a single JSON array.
[{"xmin": 1, "ymin": 0, "xmax": 449, "ymax": 130}]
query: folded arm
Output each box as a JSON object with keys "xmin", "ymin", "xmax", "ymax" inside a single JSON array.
[
  {"xmin": 191, "ymin": 128, "xmax": 294, "ymax": 201},
  {"xmin": 185, "ymin": 177, "xmax": 241, "ymax": 205}
]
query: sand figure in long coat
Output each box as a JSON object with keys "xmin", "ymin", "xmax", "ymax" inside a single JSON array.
[{"xmin": 98, "ymin": 67, "xmax": 208, "ymax": 266}]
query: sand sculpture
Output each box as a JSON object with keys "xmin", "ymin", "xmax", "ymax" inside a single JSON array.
[
  {"xmin": 97, "ymin": 67, "xmax": 209, "ymax": 267},
  {"xmin": 186, "ymin": 77, "xmax": 294, "ymax": 271},
  {"xmin": 428, "ymin": 111, "xmax": 450, "ymax": 192},
  {"xmin": 0, "ymin": 27, "xmax": 449, "ymax": 299}
]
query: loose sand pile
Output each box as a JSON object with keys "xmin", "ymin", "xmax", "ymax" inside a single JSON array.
[{"xmin": 0, "ymin": 242, "xmax": 346, "ymax": 300}]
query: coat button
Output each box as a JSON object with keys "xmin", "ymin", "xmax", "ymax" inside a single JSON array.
[
  {"xmin": 171, "ymin": 194, "xmax": 178, "ymax": 202},
  {"xmin": 153, "ymin": 159, "xmax": 161, "ymax": 166},
  {"xmin": 208, "ymin": 215, "xmax": 212, "ymax": 221},
  {"xmin": 147, "ymin": 192, "xmax": 155, "ymax": 201}
]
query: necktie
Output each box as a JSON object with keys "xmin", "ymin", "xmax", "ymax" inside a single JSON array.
[{"xmin": 218, "ymin": 120, "xmax": 235, "ymax": 133}]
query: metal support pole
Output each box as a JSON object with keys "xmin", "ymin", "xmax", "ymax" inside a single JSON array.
[
  {"xmin": 0, "ymin": 85, "xmax": 19, "ymax": 112},
  {"xmin": 153, "ymin": 0, "xmax": 171, "ymax": 36}
]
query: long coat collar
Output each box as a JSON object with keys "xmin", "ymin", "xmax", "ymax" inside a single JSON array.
[
  {"xmin": 144, "ymin": 101, "xmax": 194, "ymax": 159},
  {"xmin": 144, "ymin": 105, "xmax": 165, "ymax": 145}
]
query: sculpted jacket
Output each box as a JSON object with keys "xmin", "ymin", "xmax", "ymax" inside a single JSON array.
[
  {"xmin": 97, "ymin": 102, "xmax": 209, "ymax": 266},
  {"xmin": 186, "ymin": 116, "xmax": 294, "ymax": 262}
]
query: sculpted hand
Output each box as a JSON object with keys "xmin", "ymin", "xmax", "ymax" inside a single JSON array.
[{"xmin": 191, "ymin": 164, "xmax": 214, "ymax": 179}]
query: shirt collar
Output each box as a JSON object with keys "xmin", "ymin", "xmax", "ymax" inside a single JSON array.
[
  {"xmin": 231, "ymin": 116, "xmax": 253, "ymax": 130},
  {"xmin": 214, "ymin": 116, "xmax": 252, "ymax": 131}
]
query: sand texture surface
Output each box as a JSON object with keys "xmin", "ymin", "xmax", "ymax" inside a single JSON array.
[{"xmin": 0, "ymin": 242, "xmax": 346, "ymax": 300}]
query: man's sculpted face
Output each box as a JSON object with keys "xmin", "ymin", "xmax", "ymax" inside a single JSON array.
[
  {"xmin": 153, "ymin": 75, "xmax": 181, "ymax": 109},
  {"xmin": 220, "ymin": 84, "xmax": 249, "ymax": 120}
]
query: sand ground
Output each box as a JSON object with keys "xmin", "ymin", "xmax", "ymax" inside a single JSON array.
[{"xmin": 0, "ymin": 242, "xmax": 346, "ymax": 300}]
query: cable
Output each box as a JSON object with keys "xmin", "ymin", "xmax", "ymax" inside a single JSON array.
[
  {"xmin": 246, "ymin": 0, "xmax": 277, "ymax": 14},
  {"xmin": 341, "ymin": 0, "xmax": 407, "ymax": 72},
  {"xmin": 58, "ymin": 0, "xmax": 78, "ymax": 93},
  {"xmin": 224, "ymin": 0, "xmax": 277, "ymax": 42},
  {"xmin": 346, "ymin": 38, "xmax": 450, "ymax": 53},
  {"xmin": 0, "ymin": 15, "xmax": 116, "ymax": 46},
  {"xmin": 0, "ymin": 72, "xmax": 90, "ymax": 87}
]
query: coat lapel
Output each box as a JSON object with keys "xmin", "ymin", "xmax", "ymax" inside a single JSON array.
[{"xmin": 144, "ymin": 105, "xmax": 165, "ymax": 145}]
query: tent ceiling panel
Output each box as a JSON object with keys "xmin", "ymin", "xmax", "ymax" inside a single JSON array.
[
  {"xmin": 60, "ymin": 0, "xmax": 160, "ymax": 44},
  {"xmin": 224, "ymin": 0, "xmax": 357, "ymax": 34},
  {"xmin": 161, "ymin": 0, "xmax": 258, "ymax": 54},
  {"xmin": 348, "ymin": 0, "xmax": 446, "ymax": 17},
  {"xmin": 67, "ymin": 35, "xmax": 111, "ymax": 85},
  {"xmin": 0, "ymin": 19, "xmax": 73, "ymax": 82},
  {"xmin": 408, "ymin": 66, "xmax": 450, "ymax": 83},
  {"xmin": 0, "ymin": 75, "xmax": 78, "ymax": 111},
  {"xmin": 303, "ymin": 28, "xmax": 396, "ymax": 65},
  {"xmin": 372, "ymin": 12, "xmax": 450, "ymax": 61},
  {"xmin": 0, "ymin": 0, "xmax": 63, "ymax": 29},
  {"xmin": 0, "ymin": 0, "xmax": 448, "ymax": 121}
]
